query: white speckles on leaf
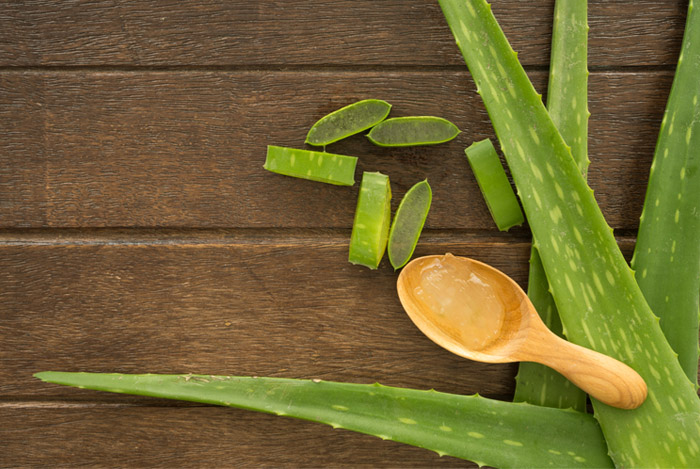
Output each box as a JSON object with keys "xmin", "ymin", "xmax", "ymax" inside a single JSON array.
[
  {"xmin": 592, "ymin": 272, "xmax": 604, "ymax": 294},
  {"xmin": 549, "ymin": 206, "xmax": 563, "ymax": 224},
  {"xmin": 605, "ymin": 270, "xmax": 615, "ymax": 286},
  {"xmin": 554, "ymin": 182, "xmax": 564, "ymax": 199},
  {"xmin": 529, "ymin": 127, "xmax": 540, "ymax": 144},
  {"xmin": 532, "ymin": 164, "xmax": 544, "ymax": 182},
  {"xmin": 533, "ymin": 189, "xmax": 543, "ymax": 209}
]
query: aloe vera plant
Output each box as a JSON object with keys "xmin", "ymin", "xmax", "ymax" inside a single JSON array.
[
  {"xmin": 35, "ymin": 372, "xmax": 613, "ymax": 468},
  {"xmin": 439, "ymin": 1, "xmax": 700, "ymax": 466},
  {"xmin": 630, "ymin": 0, "xmax": 700, "ymax": 384},
  {"xmin": 514, "ymin": 0, "xmax": 588, "ymax": 412}
]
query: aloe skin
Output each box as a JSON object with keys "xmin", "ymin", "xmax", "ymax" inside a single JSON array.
[
  {"xmin": 305, "ymin": 99, "xmax": 392, "ymax": 146},
  {"xmin": 349, "ymin": 172, "xmax": 392, "ymax": 269},
  {"xmin": 465, "ymin": 138, "xmax": 524, "ymax": 232},
  {"xmin": 264, "ymin": 145, "xmax": 357, "ymax": 186},
  {"xmin": 514, "ymin": 0, "xmax": 588, "ymax": 412},
  {"xmin": 439, "ymin": 1, "xmax": 700, "ymax": 466},
  {"xmin": 631, "ymin": 0, "xmax": 700, "ymax": 384},
  {"xmin": 35, "ymin": 372, "xmax": 613, "ymax": 468}
]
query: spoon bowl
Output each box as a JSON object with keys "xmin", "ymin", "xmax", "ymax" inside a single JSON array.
[{"xmin": 397, "ymin": 253, "xmax": 647, "ymax": 410}]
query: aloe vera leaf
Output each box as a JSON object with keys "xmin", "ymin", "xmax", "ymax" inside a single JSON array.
[
  {"xmin": 465, "ymin": 138, "xmax": 524, "ymax": 231},
  {"xmin": 264, "ymin": 145, "xmax": 357, "ymax": 186},
  {"xmin": 349, "ymin": 172, "xmax": 391, "ymax": 269},
  {"xmin": 305, "ymin": 99, "xmax": 392, "ymax": 146},
  {"xmin": 630, "ymin": 0, "xmax": 700, "ymax": 384},
  {"xmin": 514, "ymin": 0, "xmax": 589, "ymax": 412},
  {"xmin": 34, "ymin": 372, "xmax": 613, "ymax": 468},
  {"xmin": 439, "ymin": 1, "xmax": 700, "ymax": 466},
  {"xmin": 367, "ymin": 116, "xmax": 460, "ymax": 147},
  {"xmin": 387, "ymin": 180, "xmax": 432, "ymax": 269}
]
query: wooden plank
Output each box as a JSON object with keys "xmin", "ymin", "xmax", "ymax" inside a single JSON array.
[
  {"xmin": 0, "ymin": 240, "xmax": 532, "ymax": 399},
  {"xmin": 0, "ymin": 1, "xmax": 686, "ymax": 68},
  {"xmin": 0, "ymin": 70, "xmax": 670, "ymax": 230},
  {"xmin": 0, "ymin": 405, "xmax": 472, "ymax": 467}
]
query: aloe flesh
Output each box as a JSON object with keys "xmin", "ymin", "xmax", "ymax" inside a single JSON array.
[
  {"xmin": 305, "ymin": 99, "xmax": 392, "ymax": 146},
  {"xmin": 631, "ymin": 0, "xmax": 700, "ymax": 384},
  {"xmin": 349, "ymin": 172, "xmax": 392, "ymax": 269},
  {"xmin": 465, "ymin": 138, "xmax": 524, "ymax": 231},
  {"xmin": 439, "ymin": 1, "xmax": 700, "ymax": 466},
  {"xmin": 264, "ymin": 145, "xmax": 357, "ymax": 186},
  {"xmin": 387, "ymin": 179, "xmax": 432, "ymax": 269},
  {"xmin": 34, "ymin": 372, "xmax": 613, "ymax": 468},
  {"xmin": 514, "ymin": 0, "xmax": 588, "ymax": 412},
  {"xmin": 367, "ymin": 116, "xmax": 460, "ymax": 147}
]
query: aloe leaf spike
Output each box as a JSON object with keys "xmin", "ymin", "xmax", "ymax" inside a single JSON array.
[
  {"xmin": 439, "ymin": 1, "xmax": 700, "ymax": 466},
  {"xmin": 35, "ymin": 372, "xmax": 613, "ymax": 468},
  {"xmin": 514, "ymin": 0, "xmax": 588, "ymax": 412},
  {"xmin": 630, "ymin": 0, "xmax": 700, "ymax": 384}
]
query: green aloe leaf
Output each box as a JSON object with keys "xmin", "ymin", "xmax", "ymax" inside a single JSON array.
[
  {"xmin": 35, "ymin": 372, "xmax": 613, "ymax": 468},
  {"xmin": 439, "ymin": 1, "xmax": 700, "ymax": 466}
]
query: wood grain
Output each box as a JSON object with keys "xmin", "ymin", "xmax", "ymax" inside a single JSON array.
[
  {"xmin": 0, "ymin": 0, "xmax": 693, "ymax": 466},
  {"xmin": 0, "ymin": 405, "xmax": 472, "ymax": 467},
  {"xmin": 0, "ymin": 240, "xmax": 535, "ymax": 399},
  {"xmin": 0, "ymin": 1, "xmax": 686, "ymax": 68},
  {"xmin": 0, "ymin": 70, "xmax": 671, "ymax": 229}
]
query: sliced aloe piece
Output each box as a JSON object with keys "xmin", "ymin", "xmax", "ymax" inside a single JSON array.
[
  {"xmin": 367, "ymin": 116, "xmax": 460, "ymax": 147},
  {"xmin": 465, "ymin": 139, "xmax": 524, "ymax": 231},
  {"xmin": 349, "ymin": 172, "xmax": 392, "ymax": 269},
  {"xmin": 388, "ymin": 180, "xmax": 432, "ymax": 269},
  {"xmin": 305, "ymin": 99, "xmax": 392, "ymax": 146},
  {"xmin": 263, "ymin": 145, "xmax": 357, "ymax": 186}
]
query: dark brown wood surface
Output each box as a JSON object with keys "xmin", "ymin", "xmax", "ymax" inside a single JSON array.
[{"xmin": 0, "ymin": 1, "xmax": 694, "ymax": 467}]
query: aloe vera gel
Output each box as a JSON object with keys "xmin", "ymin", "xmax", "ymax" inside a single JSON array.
[
  {"xmin": 387, "ymin": 180, "xmax": 432, "ymax": 269},
  {"xmin": 367, "ymin": 116, "xmax": 460, "ymax": 147},
  {"xmin": 306, "ymin": 99, "xmax": 392, "ymax": 146}
]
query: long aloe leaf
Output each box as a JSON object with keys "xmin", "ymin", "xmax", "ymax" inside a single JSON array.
[
  {"xmin": 514, "ymin": 0, "xmax": 589, "ymax": 412},
  {"xmin": 35, "ymin": 372, "xmax": 612, "ymax": 468},
  {"xmin": 630, "ymin": 0, "xmax": 700, "ymax": 384},
  {"xmin": 439, "ymin": 1, "xmax": 700, "ymax": 466}
]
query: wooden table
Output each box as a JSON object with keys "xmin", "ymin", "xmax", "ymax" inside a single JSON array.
[{"xmin": 0, "ymin": 1, "xmax": 691, "ymax": 466}]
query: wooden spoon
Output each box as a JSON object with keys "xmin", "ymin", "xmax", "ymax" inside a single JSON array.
[{"xmin": 397, "ymin": 253, "xmax": 647, "ymax": 410}]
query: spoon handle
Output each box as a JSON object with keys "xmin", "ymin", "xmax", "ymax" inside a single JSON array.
[{"xmin": 520, "ymin": 328, "xmax": 648, "ymax": 409}]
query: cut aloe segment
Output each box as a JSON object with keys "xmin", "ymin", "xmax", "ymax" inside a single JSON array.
[
  {"xmin": 349, "ymin": 172, "xmax": 392, "ymax": 269},
  {"xmin": 388, "ymin": 180, "xmax": 432, "ymax": 269},
  {"xmin": 367, "ymin": 116, "xmax": 460, "ymax": 147},
  {"xmin": 263, "ymin": 145, "xmax": 357, "ymax": 186},
  {"xmin": 305, "ymin": 99, "xmax": 392, "ymax": 146},
  {"xmin": 465, "ymin": 139, "xmax": 524, "ymax": 231}
]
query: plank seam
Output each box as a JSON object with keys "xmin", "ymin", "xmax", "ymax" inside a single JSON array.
[
  {"xmin": 0, "ymin": 64, "xmax": 675, "ymax": 74},
  {"xmin": 0, "ymin": 228, "xmax": 637, "ymax": 247}
]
